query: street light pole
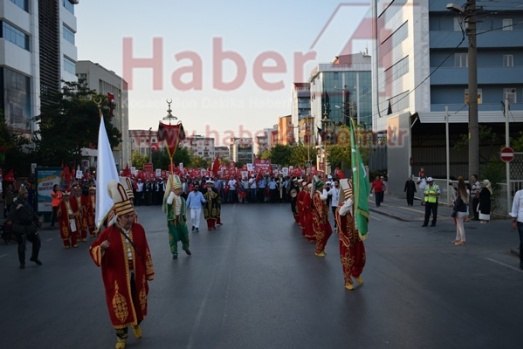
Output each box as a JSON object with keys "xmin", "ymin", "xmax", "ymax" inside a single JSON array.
[
  {"xmin": 148, "ymin": 127, "xmax": 152, "ymax": 163},
  {"xmin": 467, "ymin": 0, "xmax": 479, "ymax": 180},
  {"xmin": 447, "ymin": 1, "xmax": 479, "ymax": 180}
]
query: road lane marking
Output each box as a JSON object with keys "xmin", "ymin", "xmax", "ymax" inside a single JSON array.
[{"xmin": 485, "ymin": 258, "xmax": 522, "ymax": 272}]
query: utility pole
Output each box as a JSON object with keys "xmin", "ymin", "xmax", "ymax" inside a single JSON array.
[{"xmin": 467, "ymin": 0, "xmax": 479, "ymax": 180}]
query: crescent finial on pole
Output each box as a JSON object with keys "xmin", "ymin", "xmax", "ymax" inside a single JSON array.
[
  {"xmin": 163, "ymin": 99, "xmax": 178, "ymax": 125},
  {"xmin": 93, "ymin": 96, "xmax": 103, "ymax": 118}
]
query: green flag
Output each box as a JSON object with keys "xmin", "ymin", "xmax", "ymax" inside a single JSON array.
[{"xmin": 350, "ymin": 118, "xmax": 370, "ymax": 240}]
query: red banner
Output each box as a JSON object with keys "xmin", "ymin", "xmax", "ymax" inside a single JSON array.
[{"xmin": 158, "ymin": 122, "xmax": 186, "ymax": 159}]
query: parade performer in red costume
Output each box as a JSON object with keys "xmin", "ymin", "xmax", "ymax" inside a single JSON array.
[
  {"xmin": 89, "ymin": 180, "xmax": 155, "ymax": 349},
  {"xmin": 302, "ymin": 183, "xmax": 315, "ymax": 243},
  {"xmin": 84, "ymin": 185, "xmax": 96, "ymax": 237},
  {"xmin": 311, "ymin": 176, "xmax": 333, "ymax": 256},
  {"xmin": 203, "ymin": 180, "xmax": 220, "ymax": 230},
  {"xmin": 72, "ymin": 184, "xmax": 88, "ymax": 241},
  {"xmin": 296, "ymin": 179, "xmax": 305, "ymax": 231},
  {"xmin": 336, "ymin": 179, "xmax": 366, "ymax": 290},
  {"xmin": 57, "ymin": 190, "xmax": 78, "ymax": 248}
]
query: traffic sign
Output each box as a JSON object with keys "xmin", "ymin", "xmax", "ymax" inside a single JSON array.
[{"xmin": 500, "ymin": 147, "xmax": 515, "ymax": 163}]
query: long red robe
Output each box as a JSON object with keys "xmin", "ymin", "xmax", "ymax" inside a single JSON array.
[
  {"xmin": 312, "ymin": 191, "xmax": 333, "ymax": 254},
  {"xmin": 302, "ymin": 193, "xmax": 315, "ymax": 242},
  {"xmin": 57, "ymin": 196, "xmax": 78, "ymax": 247},
  {"xmin": 89, "ymin": 223, "xmax": 155, "ymax": 329},
  {"xmin": 296, "ymin": 190, "xmax": 305, "ymax": 231},
  {"xmin": 84, "ymin": 194, "xmax": 96, "ymax": 237},
  {"xmin": 335, "ymin": 203, "xmax": 366, "ymax": 287}
]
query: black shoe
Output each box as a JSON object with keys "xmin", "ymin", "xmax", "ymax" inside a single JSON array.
[
  {"xmin": 192, "ymin": 226, "xmax": 195, "ymax": 232},
  {"xmin": 172, "ymin": 254, "xmax": 178, "ymax": 260},
  {"xmin": 30, "ymin": 258, "xmax": 43, "ymax": 266},
  {"xmin": 184, "ymin": 249, "xmax": 192, "ymax": 256},
  {"xmin": 195, "ymin": 228, "xmax": 199, "ymax": 233},
  {"xmin": 430, "ymin": 224, "xmax": 436, "ymax": 227},
  {"xmin": 19, "ymin": 263, "xmax": 25, "ymax": 269},
  {"xmin": 421, "ymin": 224, "xmax": 428, "ymax": 227}
]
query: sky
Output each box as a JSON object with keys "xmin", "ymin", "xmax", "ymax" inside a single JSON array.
[{"xmin": 75, "ymin": 0, "xmax": 372, "ymax": 147}]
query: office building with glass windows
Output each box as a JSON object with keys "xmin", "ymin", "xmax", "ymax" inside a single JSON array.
[
  {"xmin": 372, "ymin": 0, "xmax": 523, "ymax": 210},
  {"xmin": 0, "ymin": 0, "xmax": 78, "ymax": 136},
  {"xmin": 309, "ymin": 52, "xmax": 372, "ymax": 132}
]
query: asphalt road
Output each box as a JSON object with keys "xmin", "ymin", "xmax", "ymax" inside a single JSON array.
[{"xmin": 0, "ymin": 202, "xmax": 521, "ymax": 349}]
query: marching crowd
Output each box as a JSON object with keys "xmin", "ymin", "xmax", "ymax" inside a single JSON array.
[{"xmin": 288, "ymin": 174, "xmax": 367, "ymax": 291}]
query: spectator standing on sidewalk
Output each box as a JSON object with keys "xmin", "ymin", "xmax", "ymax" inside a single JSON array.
[
  {"xmin": 452, "ymin": 178, "xmax": 469, "ymax": 246},
  {"xmin": 50, "ymin": 184, "xmax": 63, "ymax": 228},
  {"xmin": 470, "ymin": 174, "xmax": 482, "ymax": 221},
  {"xmin": 417, "ymin": 168, "xmax": 427, "ymax": 201},
  {"xmin": 422, "ymin": 177, "xmax": 440, "ymax": 227},
  {"xmin": 371, "ymin": 176, "xmax": 384, "ymax": 207},
  {"xmin": 404, "ymin": 175, "xmax": 416, "ymax": 206},
  {"xmin": 510, "ymin": 188, "xmax": 523, "ymax": 270},
  {"xmin": 478, "ymin": 179, "xmax": 492, "ymax": 224}
]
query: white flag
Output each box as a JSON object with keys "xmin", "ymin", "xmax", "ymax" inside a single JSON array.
[{"xmin": 95, "ymin": 117, "xmax": 119, "ymax": 229}]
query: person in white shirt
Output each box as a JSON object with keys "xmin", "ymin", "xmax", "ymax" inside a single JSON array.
[
  {"xmin": 327, "ymin": 178, "xmax": 340, "ymax": 230},
  {"xmin": 510, "ymin": 188, "xmax": 523, "ymax": 270},
  {"xmin": 228, "ymin": 178, "xmax": 237, "ymax": 203},
  {"xmin": 185, "ymin": 184, "xmax": 207, "ymax": 232},
  {"xmin": 248, "ymin": 175, "xmax": 257, "ymax": 203}
]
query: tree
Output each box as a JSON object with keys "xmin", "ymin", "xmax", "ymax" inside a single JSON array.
[
  {"xmin": 0, "ymin": 111, "xmax": 33, "ymax": 177},
  {"xmin": 289, "ymin": 144, "xmax": 317, "ymax": 167},
  {"xmin": 269, "ymin": 144, "xmax": 292, "ymax": 166},
  {"xmin": 191, "ymin": 155, "xmax": 209, "ymax": 169},
  {"xmin": 131, "ymin": 151, "xmax": 149, "ymax": 170},
  {"xmin": 152, "ymin": 146, "xmax": 191, "ymax": 170},
  {"xmin": 34, "ymin": 80, "xmax": 121, "ymax": 166}
]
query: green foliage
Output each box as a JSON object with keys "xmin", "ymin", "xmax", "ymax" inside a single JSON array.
[
  {"xmin": 33, "ymin": 80, "xmax": 121, "ymax": 166},
  {"xmin": 191, "ymin": 155, "xmax": 209, "ymax": 169},
  {"xmin": 452, "ymin": 125, "xmax": 501, "ymax": 162},
  {"xmin": 289, "ymin": 144, "xmax": 316, "ymax": 167},
  {"xmin": 269, "ymin": 144, "xmax": 292, "ymax": 166},
  {"xmin": 512, "ymin": 131, "xmax": 523, "ymax": 152},
  {"xmin": 480, "ymin": 158, "xmax": 504, "ymax": 214},
  {"xmin": 0, "ymin": 110, "xmax": 33, "ymax": 177},
  {"xmin": 153, "ymin": 147, "xmax": 191, "ymax": 169},
  {"xmin": 131, "ymin": 151, "xmax": 149, "ymax": 170}
]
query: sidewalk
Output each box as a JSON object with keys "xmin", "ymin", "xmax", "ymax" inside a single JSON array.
[
  {"xmin": 368, "ymin": 194, "xmax": 520, "ymax": 258},
  {"xmin": 368, "ymin": 195, "xmax": 455, "ymax": 223}
]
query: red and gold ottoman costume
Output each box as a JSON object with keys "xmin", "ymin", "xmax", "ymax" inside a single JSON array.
[
  {"xmin": 57, "ymin": 191, "xmax": 78, "ymax": 248},
  {"xmin": 89, "ymin": 180, "xmax": 154, "ymax": 349},
  {"xmin": 335, "ymin": 178, "xmax": 366, "ymax": 290},
  {"xmin": 311, "ymin": 177, "xmax": 333, "ymax": 256}
]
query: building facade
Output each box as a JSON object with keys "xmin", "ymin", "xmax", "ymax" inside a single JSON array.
[
  {"xmin": 180, "ymin": 135, "xmax": 215, "ymax": 160},
  {"xmin": 230, "ymin": 137, "xmax": 253, "ymax": 164},
  {"xmin": 309, "ymin": 53, "xmax": 372, "ymax": 133},
  {"xmin": 77, "ymin": 60, "xmax": 130, "ymax": 170},
  {"xmin": 372, "ymin": 0, "xmax": 523, "ymax": 205},
  {"xmin": 0, "ymin": 0, "xmax": 78, "ymax": 136},
  {"xmin": 291, "ymin": 82, "xmax": 311, "ymax": 143}
]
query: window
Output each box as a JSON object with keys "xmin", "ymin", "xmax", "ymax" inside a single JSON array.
[
  {"xmin": 63, "ymin": 56, "xmax": 76, "ymax": 74},
  {"xmin": 10, "ymin": 0, "xmax": 28, "ymax": 11},
  {"xmin": 503, "ymin": 55, "xmax": 514, "ymax": 67},
  {"xmin": 1, "ymin": 21, "xmax": 30, "ymax": 50},
  {"xmin": 454, "ymin": 53, "xmax": 468, "ymax": 67},
  {"xmin": 3, "ymin": 68, "xmax": 31, "ymax": 129},
  {"xmin": 464, "ymin": 88, "xmax": 483, "ymax": 105},
  {"xmin": 63, "ymin": 0, "xmax": 74, "ymax": 14},
  {"xmin": 454, "ymin": 17, "xmax": 467, "ymax": 31},
  {"xmin": 63, "ymin": 24, "xmax": 75, "ymax": 44},
  {"xmin": 502, "ymin": 18, "xmax": 513, "ymax": 31},
  {"xmin": 503, "ymin": 88, "xmax": 517, "ymax": 104}
]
